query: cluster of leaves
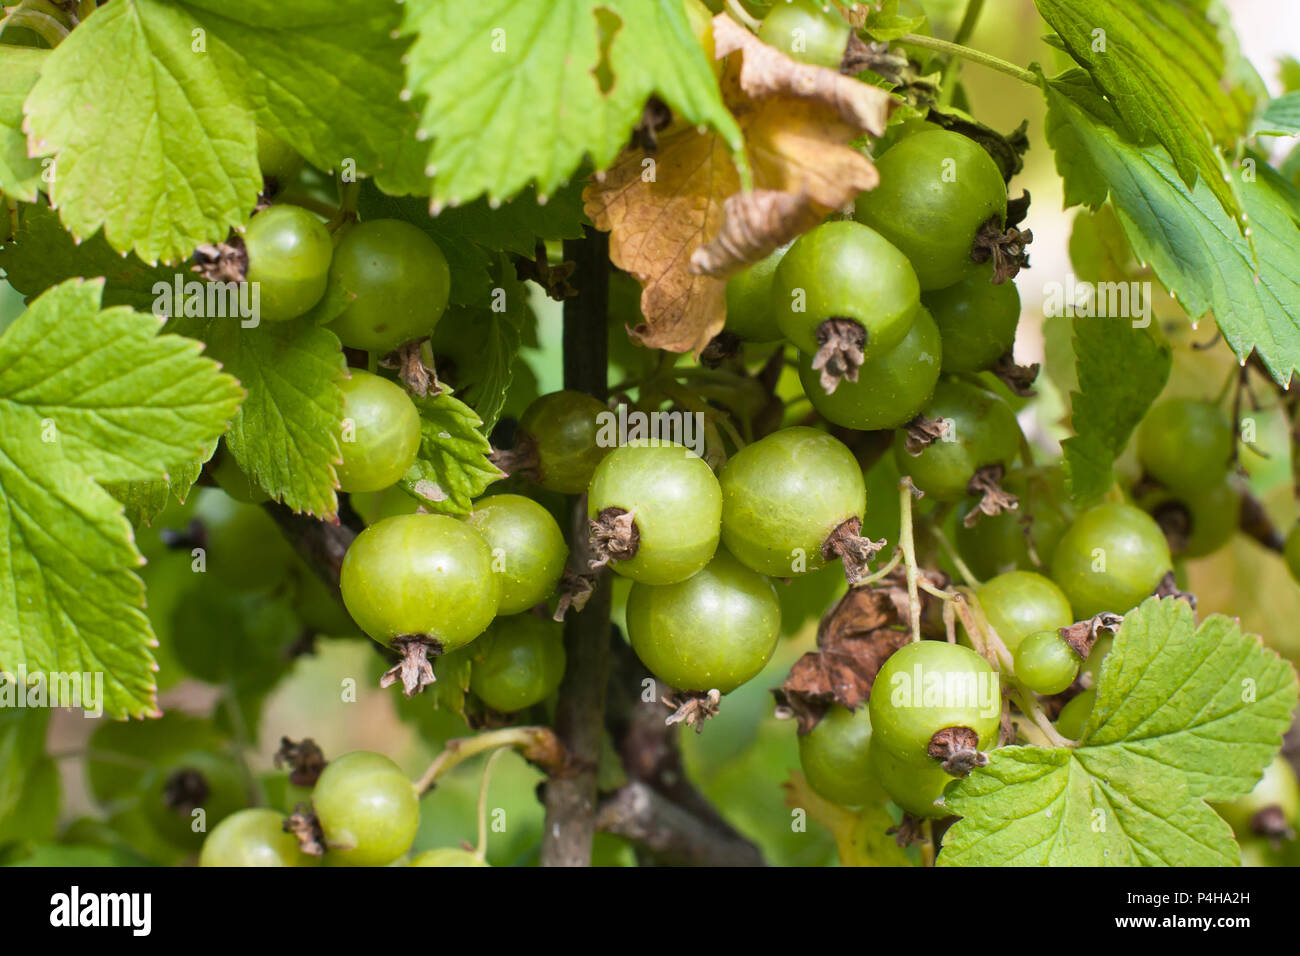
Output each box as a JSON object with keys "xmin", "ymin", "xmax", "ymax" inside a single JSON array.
[{"xmin": 0, "ymin": 0, "xmax": 1297, "ymax": 868}]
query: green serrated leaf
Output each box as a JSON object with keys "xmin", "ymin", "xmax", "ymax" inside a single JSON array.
[
  {"xmin": 22, "ymin": 0, "xmax": 417, "ymax": 264},
  {"xmin": 432, "ymin": 254, "xmax": 531, "ymax": 430},
  {"xmin": 0, "ymin": 279, "xmax": 243, "ymax": 482},
  {"xmin": 169, "ymin": 315, "xmax": 344, "ymax": 517},
  {"xmin": 103, "ymin": 459, "xmax": 205, "ymax": 528},
  {"xmin": 402, "ymin": 0, "xmax": 744, "ymax": 206},
  {"xmin": 942, "ymin": 598, "xmax": 1298, "ymax": 866},
  {"xmin": 22, "ymin": 0, "xmax": 260, "ymax": 264},
  {"xmin": 1044, "ymin": 72, "xmax": 1300, "ymax": 385},
  {"xmin": 0, "ymin": 279, "xmax": 243, "ymax": 718},
  {"xmin": 0, "ymin": 203, "xmax": 176, "ymax": 312},
  {"xmin": 1082, "ymin": 600, "xmax": 1298, "ymax": 801},
  {"xmin": 1061, "ymin": 316, "xmax": 1171, "ymax": 506},
  {"xmin": 0, "ymin": 46, "xmax": 46, "ymax": 202},
  {"xmin": 1034, "ymin": 0, "xmax": 1253, "ymax": 229},
  {"xmin": 1255, "ymin": 90, "xmax": 1300, "ymax": 135},
  {"xmin": 401, "ymin": 391, "xmax": 504, "ymax": 515}
]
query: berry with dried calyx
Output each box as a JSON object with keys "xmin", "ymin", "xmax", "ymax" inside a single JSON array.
[
  {"xmin": 719, "ymin": 426, "xmax": 883, "ymax": 583},
  {"xmin": 339, "ymin": 514, "xmax": 500, "ymax": 695},
  {"xmin": 586, "ymin": 441, "xmax": 722, "ymax": 585},
  {"xmin": 773, "ymin": 221, "xmax": 921, "ymax": 392}
]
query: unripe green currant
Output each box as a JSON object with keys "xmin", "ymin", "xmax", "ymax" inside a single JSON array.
[
  {"xmin": 469, "ymin": 614, "xmax": 566, "ymax": 713},
  {"xmin": 325, "ymin": 219, "xmax": 451, "ymax": 353},
  {"xmin": 719, "ymin": 426, "xmax": 879, "ymax": 583},
  {"xmin": 772, "ymin": 221, "xmax": 921, "ymax": 392},
  {"xmin": 797, "ymin": 306, "xmax": 941, "ymax": 430},
  {"xmin": 1050, "ymin": 502, "xmax": 1171, "ymax": 618},
  {"xmin": 626, "ymin": 549, "xmax": 780, "ymax": 701},
  {"xmin": 243, "ymin": 204, "xmax": 333, "ymax": 322},
  {"xmin": 464, "ymin": 494, "xmax": 567, "ymax": 614},
  {"xmin": 335, "ymin": 369, "xmax": 422, "ymax": 494},
  {"xmin": 855, "ymin": 129, "xmax": 1010, "ymax": 290},
  {"xmin": 312, "ymin": 751, "xmax": 420, "ymax": 867},
  {"xmin": 339, "ymin": 513, "xmax": 500, "ymax": 694},
  {"xmin": 503, "ymin": 391, "xmax": 610, "ymax": 494},
  {"xmin": 587, "ymin": 441, "xmax": 722, "ymax": 585}
]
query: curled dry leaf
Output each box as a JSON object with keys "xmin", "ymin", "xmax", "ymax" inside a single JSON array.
[
  {"xmin": 774, "ymin": 580, "xmax": 911, "ymax": 733},
  {"xmin": 583, "ymin": 13, "xmax": 894, "ymax": 355}
]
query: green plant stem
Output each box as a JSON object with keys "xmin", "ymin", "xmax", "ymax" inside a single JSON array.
[
  {"xmin": 899, "ymin": 33, "xmax": 1038, "ymax": 87},
  {"xmin": 857, "ymin": 549, "xmax": 903, "ymax": 587},
  {"xmin": 898, "ymin": 480, "xmax": 922, "ymax": 642},
  {"xmin": 414, "ymin": 726, "xmax": 552, "ymax": 794},
  {"xmin": 938, "ymin": 0, "xmax": 986, "ymax": 106},
  {"xmin": 724, "ymin": 0, "xmax": 760, "ymax": 32},
  {"xmin": 0, "ymin": 8, "xmax": 66, "ymax": 45},
  {"xmin": 474, "ymin": 747, "xmax": 506, "ymax": 861},
  {"xmin": 927, "ymin": 518, "xmax": 981, "ymax": 587}
]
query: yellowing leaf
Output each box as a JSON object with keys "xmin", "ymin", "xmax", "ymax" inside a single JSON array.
[{"xmin": 584, "ymin": 13, "xmax": 892, "ymax": 355}]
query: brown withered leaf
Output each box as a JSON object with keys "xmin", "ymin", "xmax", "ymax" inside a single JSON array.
[
  {"xmin": 711, "ymin": 15, "xmax": 891, "ymax": 135},
  {"xmin": 586, "ymin": 122, "xmax": 738, "ymax": 354},
  {"xmin": 584, "ymin": 13, "xmax": 894, "ymax": 354},
  {"xmin": 775, "ymin": 567, "xmax": 955, "ymax": 732},
  {"xmin": 775, "ymin": 585, "xmax": 911, "ymax": 733}
]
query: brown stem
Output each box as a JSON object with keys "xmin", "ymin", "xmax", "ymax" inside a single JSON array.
[
  {"xmin": 540, "ymin": 227, "xmax": 613, "ymax": 867},
  {"xmin": 604, "ymin": 637, "xmax": 765, "ymax": 865},
  {"xmin": 594, "ymin": 782, "xmax": 764, "ymax": 867},
  {"xmin": 262, "ymin": 503, "xmax": 357, "ymax": 592}
]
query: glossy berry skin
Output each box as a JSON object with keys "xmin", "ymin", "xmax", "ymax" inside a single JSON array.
[
  {"xmin": 1050, "ymin": 502, "xmax": 1171, "ymax": 618},
  {"xmin": 869, "ymin": 742, "xmax": 954, "ymax": 819},
  {"xmin": 587, "ymin": 442, "xmax": 722, "ymax": 585},
  {"xmin": 1055, "ymin": 687, "xmax": 1095, "ymax": 740},
  {"xmin": 976, "ymin": 570, "xmax": 1073, "ymax": 653},
  {"xmin": 200, "ymin": 808, "xmax": 319, "ymax": 867},
  {"xmin": 921, "ymin": 266, "xmax": 1020, "ymax": 373},
  {"xmin": 312, "ymin": 751, "xmax": 419, "ymax": 867},
  {"xmin": 719, "ymin": 427, "xmax": 865, "ymax": 578},
  {"xmin": 1285, "ymin": 524, "xmax": 1300, "ymax": 584},
  {"xmin": 724, "ymin": 243, "xmax": 789, "ymax": 343},
  {"xmin": 1137, "ymin": 399, "xmax": 1233, "ymax": 495},
  {"xmin": 339, "ymin": 514, "xmax": 499, "ymax": 652},
  {"xmin": 1213, "ymin": 756, "xmax": 1300, "ymax": 836},
  {"xmin": 336, "ymin": 370, "xmax": 422, "ymax": 493},
  {"xmin": 757, "ymin": 0, "xmax": 850, "ymax": 68},
  {"xmin": 798, "ymin": 705, "xmax": 876, "ymax": 806},
  {"xmin": 144, "ymin": 750, "xmax": 247, "ymax": 850},
  {"xmin": 410, "ymin": 847, "xmax": 488, "ymax": 867},
  {"xmin": 954, "ymin": 468, "xmax": 1069, "ymax": 579},
  {"xmin": 469, "ymin": 614, "xmax": 566, "ymax": 713},
  {"xmin": 1138, "ymin": 478, "xmax": 1240, "ymax": 559},
  {"xmin": 773, "ymin": 221, "xmax": 921, "ymax": 360},
  {"xmin": 463, "ymin": 494, "xmax": 567, "ymax": 614},
  {"xmin": 1013, "ymin": 629, "xmax": 1080, "ymax": 695},
  {"xmin": 326, "ymin": 219, "xmax": 451, "ymax": 353},
  {"xmin": 855, "ymin": 129, "xmax": 1008, "ymax": 290},
  {"xmin": 243, "ymin": 204, "xmax": 332, "ymax": 322},
  {"xmin": 626, "ymin": 549, "xmax": 780, "ymax": 694},
  {"xmin": 869, "ymin": 640, "xmax": 1001, "ymax": 768},
  {"xmin": 519, "ymin": 391, "xmax": 609, "ymax": 494},
  {"xmin": 797, "ymin": 306, "xmax": 941, "ymax": 430},
  {"xmin": 193, "ymin": 488, "xmax": 295, "ymax": 592},
  {"xmin": 893, "ymin": 379, "xmax": 1021, "ymax": 501}
]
